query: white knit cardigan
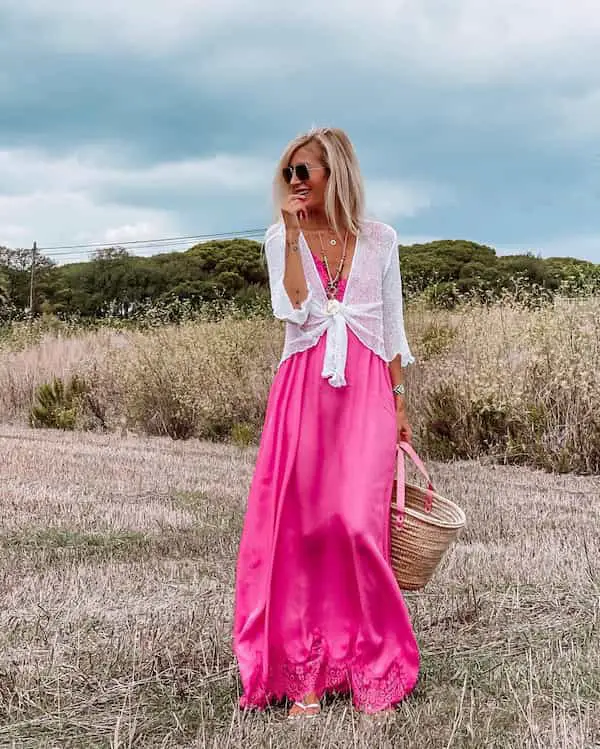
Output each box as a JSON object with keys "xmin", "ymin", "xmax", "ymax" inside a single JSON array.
[{"xmin": 264, "ymin": 218, "xmax": 414, "ymax": 387}]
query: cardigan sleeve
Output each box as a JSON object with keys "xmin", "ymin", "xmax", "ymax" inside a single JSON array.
[
  {"xmin": 381, "ymin": 228, "xmax": 415, "ymax": 365},
  {"xmin": 264, "ymin": 223, "xmax": 313, "ymax": 325}
]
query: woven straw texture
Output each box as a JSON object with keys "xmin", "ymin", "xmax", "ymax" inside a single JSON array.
[{"xmin": 390, "ymin": 480, "xmax": 466, "ymax": 591}]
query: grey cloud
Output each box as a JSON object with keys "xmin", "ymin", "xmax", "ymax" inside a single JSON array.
[{"xmin": 2, "ymin": 2, "xmax": 600, "ymax": 260}]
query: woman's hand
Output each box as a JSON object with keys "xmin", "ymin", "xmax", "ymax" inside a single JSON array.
[
  {"xmin": 281, "ymin": 193, "xmax": 308, "ymax": 226},
  {"xmin": 281, "ymin": 193, "xmax": 309, "ymax": 310},
  {"xmin": 396, "ymin": 402, "xmax": 412, "ymax": 444}
]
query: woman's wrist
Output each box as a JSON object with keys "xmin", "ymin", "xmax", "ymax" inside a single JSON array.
[
  {"xmin": 284, "ymin": 224, "xmax": 301, "ymax": 256},
  {"xmin": 392, "ymin": 382, "xmax": 406, "ymax": 411},
  {"xmin": 283, "ymin": 212, "xmax": 301, "ymax": 232}
]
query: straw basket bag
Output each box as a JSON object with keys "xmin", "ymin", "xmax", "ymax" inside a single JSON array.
[{"xmin": 390, "ymin": 441, "xmax": 466, "ymax": 591}]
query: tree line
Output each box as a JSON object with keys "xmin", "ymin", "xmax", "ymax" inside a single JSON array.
[{"xmin": 1, "ymin": 237, "xmax": 599, "ymax": 321}]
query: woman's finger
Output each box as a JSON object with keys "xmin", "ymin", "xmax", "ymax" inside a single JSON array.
[{"xmin": 398, "ymin": 426, "xmax": 412, "ymax": 444}]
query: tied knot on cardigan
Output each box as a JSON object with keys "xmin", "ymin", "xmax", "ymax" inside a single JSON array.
[{"xmin": 314, "ymin": 299, "xmax": 349, "ymax": 388}]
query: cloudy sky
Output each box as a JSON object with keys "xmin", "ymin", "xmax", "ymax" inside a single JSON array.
[{"xmin": 1, "ymin": 0, "xmax": 599, "ymax": 264}]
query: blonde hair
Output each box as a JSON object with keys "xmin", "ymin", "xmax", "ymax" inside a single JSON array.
[{"xmin": 273, "ymin": 127, "xmax": 365, "ymax": 237}]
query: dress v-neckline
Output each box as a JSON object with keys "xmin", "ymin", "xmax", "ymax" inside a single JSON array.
[{"xmin": 300, "ymin": 230, "xmax": 361, "ymax": 300}]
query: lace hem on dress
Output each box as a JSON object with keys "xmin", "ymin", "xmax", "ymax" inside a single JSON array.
[{"xmin": 238, "ymin": 637, "xmax": 417, "ymax": 714}]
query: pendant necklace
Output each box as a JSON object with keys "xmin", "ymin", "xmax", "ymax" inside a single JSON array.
[{"xmin": 318, "ymin": 230, "xmax": 348, "ymax": 299}]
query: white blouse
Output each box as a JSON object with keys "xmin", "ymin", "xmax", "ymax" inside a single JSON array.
[{"xmin": 264, "ymin": 218, "xmax": 414, "ymax": 388}]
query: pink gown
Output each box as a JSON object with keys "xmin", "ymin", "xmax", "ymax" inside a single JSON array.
[{"xmin": 233, "ymin": 250, "xmax": 420, "ymax": 713}]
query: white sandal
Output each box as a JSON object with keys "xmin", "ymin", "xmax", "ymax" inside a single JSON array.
[{"xmin": 288, "ymin": 700, "xmax": 321, "ymax": 718}]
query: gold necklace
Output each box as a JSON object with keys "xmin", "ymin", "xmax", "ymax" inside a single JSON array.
[{"xmin": 318, "ymin": 231, "xmax": 348, "ymax": 299}]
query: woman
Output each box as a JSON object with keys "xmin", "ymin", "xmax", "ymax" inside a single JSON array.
[{"xmin": 233, "ymin": 127, "xmax": 419, "ymax": 717}]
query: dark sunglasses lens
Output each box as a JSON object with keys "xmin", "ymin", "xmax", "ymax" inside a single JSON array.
[
  {"xmin": 296, "ymin": 164, "xmax": 310, "ymax": 181},
  {"xmin": 282, "ymin": 167, "xmax": 293, "ymax": 183}
]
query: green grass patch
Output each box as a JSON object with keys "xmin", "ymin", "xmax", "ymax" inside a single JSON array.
[{"xmin": 0, "ymin": 527, "xmax": 149, "ymax": 556}]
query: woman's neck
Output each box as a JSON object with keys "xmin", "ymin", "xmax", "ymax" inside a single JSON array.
[{"xmin": 302, "ymin": 209, "xmax": 335, "ymax": 232}]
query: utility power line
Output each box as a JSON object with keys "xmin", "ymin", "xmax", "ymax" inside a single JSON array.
[
  {"xmin": 38, "ymin": 227, "xmax": 268, "ymax": 260},
  {"xmin": 3, "ymin": 227, "xmax": 270, "ymax": 315}
]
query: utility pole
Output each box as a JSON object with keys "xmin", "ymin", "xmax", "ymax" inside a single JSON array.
[{"xmin": 29, "ymin": 241, "xmax": 37, "ymax": 317}]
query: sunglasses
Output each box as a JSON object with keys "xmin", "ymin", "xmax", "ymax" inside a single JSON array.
[{"xmin": 282, "ymin": 163, "xmax": 328, "ymax": 184}]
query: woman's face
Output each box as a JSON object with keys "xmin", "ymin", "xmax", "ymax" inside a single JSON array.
[{"xmin": 287, "ymin": 142, "xmax": 329, "ymax": 215}]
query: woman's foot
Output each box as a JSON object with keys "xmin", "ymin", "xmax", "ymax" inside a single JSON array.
[{"xmin": 288, "ymin": 692, "xmax": 321, "ymax": 718}]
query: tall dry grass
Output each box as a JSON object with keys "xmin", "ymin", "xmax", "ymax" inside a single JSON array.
[
  {"xmin": 1, "ymin": 295, "xmax": 599, "ymax": 471},
  {"xmin": 414, "ymin": 295, "xmax": 600, "ymax": 472}
]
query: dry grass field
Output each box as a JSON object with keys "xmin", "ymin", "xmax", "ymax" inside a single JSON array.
[{"xmin": 1, "ymin": 425, "xmax": 599, "ymax": 748}]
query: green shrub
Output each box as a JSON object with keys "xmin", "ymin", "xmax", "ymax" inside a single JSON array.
[
  {"xmin": 230, "ymin": 422, "xmax": 258, "ymax": 447},
  {"xmin": 422, "ymin": 384, "xmax": 520, "ymax": 461},
  {"xmin": 421, "ymin": 383, "xmax": 470, "ymax": 460},
  {"xmin": 29, "ymin": 375, "xmax": 89, "ymax": 430}
]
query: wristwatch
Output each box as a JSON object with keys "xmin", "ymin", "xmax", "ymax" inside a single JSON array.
[{"xmin": 392, "ymin": 383, "xmax": 405, "ymax": 396}]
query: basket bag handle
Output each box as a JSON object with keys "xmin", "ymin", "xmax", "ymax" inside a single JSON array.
[{"xmin": 395, "ymin": 440, "xmax": 436, "ymax": 528}]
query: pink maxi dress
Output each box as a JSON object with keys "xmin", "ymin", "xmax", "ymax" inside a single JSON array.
[{"xmin": 233, "ymin": 249, "xmax": 420, "ymax": 713}]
